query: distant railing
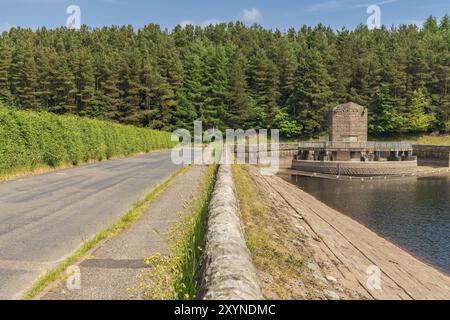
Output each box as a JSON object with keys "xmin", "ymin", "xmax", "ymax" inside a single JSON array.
[{"xmin": 298, "ymin": 141, "xmax": 413, "ymax": 150}]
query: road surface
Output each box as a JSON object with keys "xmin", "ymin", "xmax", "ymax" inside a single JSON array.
[
  {"xmin": 41, "ymin": 166, "xmax": 206, "ymax": 300},
  {"xmin": 0, "ymin": 151, "xmax": 179, "ymax": 299}
]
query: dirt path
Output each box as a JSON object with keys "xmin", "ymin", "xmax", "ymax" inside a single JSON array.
[
  {"xmin": 40, "ymin": 165, "xmax": 206, "ymax": 300},
  {"xmin": 249, "ymin": 167, "xmax": 450, "ymax": 300}
]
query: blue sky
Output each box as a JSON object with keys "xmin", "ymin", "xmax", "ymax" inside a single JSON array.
[{"xmin": 1, "ymin": 0, "xmax": 449, "ymax": 33}]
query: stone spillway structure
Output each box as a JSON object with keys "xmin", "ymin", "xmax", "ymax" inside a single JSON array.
[
  {"xmin": 292, "ymin": 102, "xmax": 418, "ymax": 177},
  {"xmin": 330, "ymin": 102, "xmax": 368, "ymax": 143}
]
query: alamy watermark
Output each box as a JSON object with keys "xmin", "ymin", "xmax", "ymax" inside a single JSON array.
[
  {"xmin": 66, "ymin": 265, "xmax": 81, "ymax": 291},
  {"xmin": 171, "ymin": 121, "xmax": 280, "ymax": 176},
  {"xmin": 67, "ymin": 5, "xmax": 81, "ymax": 30},
  {"xmin": 366, "ymin": 265, "xmax": 382, "ymax": 291},
  {"xmin": 367, "ymin": 5, "xmax": 382, "ymax": 30}
]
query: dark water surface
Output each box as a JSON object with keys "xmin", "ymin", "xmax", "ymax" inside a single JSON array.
[{"xmin": 284, "ymin": 174, "xmax": 450, "ymax": 274}]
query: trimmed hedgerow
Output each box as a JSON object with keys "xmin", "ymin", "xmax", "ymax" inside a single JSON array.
[{"xmin": 0, "ymin": 106, "xmax": 175, "ymax": 177}]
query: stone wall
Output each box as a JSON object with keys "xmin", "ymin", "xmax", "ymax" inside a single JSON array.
[
  {"xmin": 234, "ymin": 143, "xmax": 298, "ymax": 154},
  {"xmin": 413, "ymin": 145, "xmax": 450, "ymax": 167},
  {"xmin": 199, "ymin": 161, "xmax": 263, "ymax": 300},
  {"xmin": 292, "ymin": 160, "xmax": 418, "ymax": 177},
  {"xmin": 234, "ymin": 143, "xmax": 298, "ymax": 168},
  {"xmin": 330, "ymin": 102, "xmax": 368, "ymax": 142}
]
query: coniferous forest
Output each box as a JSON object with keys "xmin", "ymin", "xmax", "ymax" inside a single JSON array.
[{"xmin": 0, "ymin": 16, "xmax": 449, "ymax": 137}]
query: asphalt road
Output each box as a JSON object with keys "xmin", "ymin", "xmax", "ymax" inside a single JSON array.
[
  {"xmin": 0, "ymin": 151, "xmax": 180, "ymax": 299},
  {"xmin": 41, "ymin": 166, "xmax": 206, "ymax": 300}
]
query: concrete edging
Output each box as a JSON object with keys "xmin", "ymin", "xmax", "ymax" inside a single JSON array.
[
  {"xmin": 292, "ymin": 159, "xmax": 418, "ymax": 177},
  {"xmin": 199, "ymin": 162, "xmax": 263, "ymax": 300}
]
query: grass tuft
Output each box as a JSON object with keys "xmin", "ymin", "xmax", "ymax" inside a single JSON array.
[
  {"xmin": 232, "ymin": 164, "xmax": 322, "ymax": 300},
  {"xmin": 134, "ymin": 164, "xmax": 218, "ymax": 300},
  {"xmin": 371, "ymin": 134, "xmax": 450, "ymax": 145}
]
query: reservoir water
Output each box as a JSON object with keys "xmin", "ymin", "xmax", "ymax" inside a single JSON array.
[{"xmin": 284, "ymin": 174, "xmax": 450, "ymax": 274}]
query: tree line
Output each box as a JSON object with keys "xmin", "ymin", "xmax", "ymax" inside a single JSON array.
[{"xmin": 0, "ymin": 16, "xmax": 449, "ymax": 137}]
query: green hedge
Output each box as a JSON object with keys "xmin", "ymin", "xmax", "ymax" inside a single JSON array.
[{"xmin": 0, "ymin": 107, "xmax": 175, "ymax": 176}]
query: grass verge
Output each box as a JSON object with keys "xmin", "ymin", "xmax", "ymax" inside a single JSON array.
[
  {"xmin": 135, "ymin": 164, "xmax": 218, "ymax": 300},
  {"xmin": 372, "ymin": 134, "xmax": 450, "ymax": 145},
  {"xmin": 232, "ymin": 164, "xmax": 322, "ymax": 299},
  {"xmin": 23, "ymin": 165, "xmax": 190, "ymax": 300},
  {"xmin": 404, "ymin": 135, "xmax": 450, "ymax": 145}
]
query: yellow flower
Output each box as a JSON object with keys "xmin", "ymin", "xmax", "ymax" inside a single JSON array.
[{"xmin": 184, "ymin": 293, "xmax": 190, "ymax": 300}]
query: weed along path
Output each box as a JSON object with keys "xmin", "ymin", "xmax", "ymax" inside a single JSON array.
[
  {"xmin": 40, "ymin": 165, "xmax": 207, "ymax": 300},
  {"xmin": 0, "ymin": 151, "xmax": 180, "ymax": 300}
]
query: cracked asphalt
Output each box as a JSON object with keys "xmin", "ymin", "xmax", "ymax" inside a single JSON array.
[
  {"xmin": 0, "ymin": 151, "xmax": 179, "ymax": 299},
  {"xmin": 41, "ymin": 165, "xmax": 206, "ymax": 300}
]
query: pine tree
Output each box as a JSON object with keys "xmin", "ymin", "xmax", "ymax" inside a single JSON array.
[
  {"xmin": 201, "ymin": 45, "xmax": 229, "ymax": 130},
  {"xmin": 404, "ymin": 89, "xmax": 434, "ymax": 132},
  {"xmin": 35, "ymin": 47, "xmax": 53, "ymax": 110},
  {"xmin": 331, "ymin": 30, "xmax": 353, "ymax": 103},
  {"xmin": 139, "ymin": 58, "xmax": 176, "ymax": 130},
  {"xmin": 288, "ymin": 49, "xmax": 333, "ymax": 135},
  {"xmin": 117, "ymin": 50, "xmax": 142, "ymax": 125},
  {"xmin": 347, "ymin": 26, "xmax": 382, "ymax": 108},
  {"xmin": 407, "ymin": 42, "xmax": 432, "ymax": 93},
  {"xmin": 440, "ymin": 15, "xmax": 450, "ymax": 35},
  {"xmin": 97, "ymin": 54, "xmax": 121, "ymax": 121},
  {"xmin": 380, "ymin": 36, "xmax": 408, "ymax": 116},
  {"xmin": 174, "ymin": 92, "xmax": 198, "ymax": 131},
  {"xmin": 225, "ymin": 51, "xmax": 252, "ymax": 129},
  {"xmin": 0, "ymin": 38, "xmax": 12, "ymax": 103},
  {"xmin": 49, "ymin": 50, "xmax": 77, "ymax": 114},
  {"xmin": 158, "ymin": 41, "xmax": 185, "ymax": 95},
  {"xmin": 173, "ymin": 42, "xmax": 204, "ymax": 131},
  {"xmin": 152, "ymin": 78, "xmax": 176, "ymax": 131},
  {"xmin": 10, "ymin": 44, "xmax": 39, "ymax": 109},
  {"xmin": 73, "ymin": 49, "xmax": 97, "ymax": 117},
  {"xmin": 369, "ymin": 84, "xmax": 404, "ymax": 135},
  {"xmin": 423, "ymin": 16, "xmax": 440, "ymax": 34},
  {"xmin": 275, "ymin": 39, "xmax": 297, "ymax": 107},
  {"xmin": 247, "ymin": 49, "xmax": 279, "ymax": 126}
]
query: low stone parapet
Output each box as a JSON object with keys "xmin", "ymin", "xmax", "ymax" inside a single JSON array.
[{"xmin": 199, "ymin": 162, "xmax": 263, "ymax": 300}]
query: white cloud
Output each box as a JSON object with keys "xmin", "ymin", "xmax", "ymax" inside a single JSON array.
[
  {"xmin": 0, "ymin": 23, "xmax": 14, "ymax": 33},
  {"xmin": 201, "ymin": 19, "xmax": 222, "ymax": 27},
  {"xmin": 179, "ymin": 19, "xmax": 222, "ymax": 28},
  {"xmin": 241, "ymin": 8, "xmax": 262, "ymax": 23},
  {"xmin": 180, "ymin": 20, "xmax": 195, "ymax": 28}
]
